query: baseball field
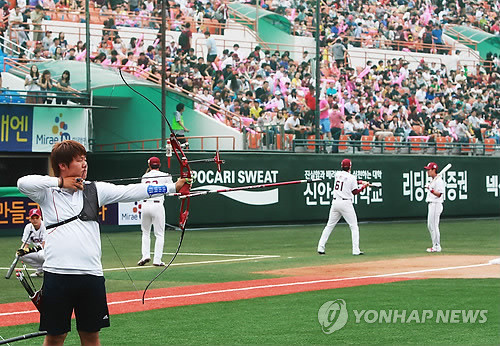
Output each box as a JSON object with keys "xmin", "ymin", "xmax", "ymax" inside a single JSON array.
[{"xmin": 0, "ymin": 218, "xmax": 499, "ymax": 344}]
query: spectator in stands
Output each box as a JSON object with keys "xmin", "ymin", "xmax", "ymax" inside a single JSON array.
[
  {"xmin": 39, "ymin": 70, "xmax": 53, "ymax": 104},
  {"xmin": 25, "ymin": 64, "xmax": 41, "ymax": 104},
  {"xmin": 331, "ymin": 38, "xmax": 346, "ymax": 67},
  {"xmin": 30, "ymin": 5, "xmax": 44, "ymax": 42},
  {"xmin": 178, "ymin": 22, "xmax": 192, "ymax": 53},
  {"xmin": 56, "ymin": 70, "xmax": 71, "ymax": 105},
  {"xmin": 204, "ymin": 31, "xmax": 217, "ymax": 63},
  {"xmin": 9, "ymin": 7, "xmax": 28, "ymax": 45},
  {"xmin": 172, "ymin": 103, "xmax": 189, "ymax": 145}
]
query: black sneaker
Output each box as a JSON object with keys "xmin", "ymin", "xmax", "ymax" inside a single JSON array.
[
  {"xmin": 352, "ymin": 251, "xmax": 364, "ymax": 256},
  {"xmin": 153, "ymin": 262, "xmax": 166, "ymax": 266},
  {"xmin": 137, "ymin": 258, "xmax": 151, "ymax": 266},
  {"xmin": 318, "ymin": 251, "xmax": 326, "ymax": 255}
]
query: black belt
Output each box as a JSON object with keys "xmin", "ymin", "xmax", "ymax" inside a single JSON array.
[
  {"xmin": 333, "ymin": 197, "xmax": 350, "ymax": 201},
  {"xmin": 144, "ymin": 200, "xmax": 161, "ymax": 203}
]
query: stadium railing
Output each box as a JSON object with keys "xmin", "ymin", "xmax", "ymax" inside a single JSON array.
[
  {"xmin": 292, "ymin": 138, "xmax": 500, "ymax": 156},
  {"xmin": 92, "ymin": 135, "xmax": 236, "ymax": 151}
]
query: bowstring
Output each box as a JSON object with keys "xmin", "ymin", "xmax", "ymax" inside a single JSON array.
[
  {"xmin": 104, "ymin": 233, "xmax": 140, "ymax": 297},
  {"xmin": 117, "ymin": 68, "xmax": 190, "ymax": 303}
]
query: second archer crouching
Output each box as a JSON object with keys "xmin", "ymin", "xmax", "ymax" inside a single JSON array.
[{"xmin": 17, "ymin": 140, "xmax": 187, "ymax": 346}]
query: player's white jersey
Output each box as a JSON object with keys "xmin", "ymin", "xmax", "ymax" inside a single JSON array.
[
  {"xmin": 332, "ymin": 171, "xmax": 358, "ymax": 201},
  {"xmin": 426, "ymin": 176, "xmax": 445, "ymax": 203},
  {"xmin": 141, "ymin": 170, "xmax": 173, "ymax": 202},
  {"xmin": 22, "ymin": 221, "xmax": 46, "ymax": 247}
]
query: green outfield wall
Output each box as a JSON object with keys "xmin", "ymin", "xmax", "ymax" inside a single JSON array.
[{"xmin": 1, "ymin": 153, "xmax": 499, "ymax": 229}]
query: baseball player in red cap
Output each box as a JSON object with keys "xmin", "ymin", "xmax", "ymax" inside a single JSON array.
[
  {"xmin": 17, "ymin": 208, "xmax": 46, "ymax": 277},
  {"xmin": 424, "ymin": 162, "xmax": 445, "ymax": 253},
  {"xmin": 317, "ymin": 159, "xmax": 369, "ymax": 255},
  {"xmin": 138, "ymin": 157, "xmax": 174, "ymax": 266}
]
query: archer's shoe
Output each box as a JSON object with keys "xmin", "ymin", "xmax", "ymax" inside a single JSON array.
[
  {"xmin": 30, "ymin": 271, "xmax": 43, "ymax": 277},
  {"xmin": 353, "ymin": 251, "xmax": 364, "ymax": 256},
  {"xmin": 318, "ymin": 251, "xmax": 326, "ymax": 255},
  {"xmin": 137, "ymin": 258, "xmax": 151, "ymax": 266},
  {"xmin": 153, "ymin": 262, "xmax": 165, "ymax": 266}
]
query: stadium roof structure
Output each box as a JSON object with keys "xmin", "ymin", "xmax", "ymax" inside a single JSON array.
[
  {"xmin": 228, "ymin": 3, "xmax": 294, "ymax": 46},
  {"xmin": 446, "ymin": 25, "xmax": 500, "ymax": 59}
]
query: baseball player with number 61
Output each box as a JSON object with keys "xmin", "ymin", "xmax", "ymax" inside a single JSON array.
[{"xmin": 317, "ymin": 159, "xmax": 370, "ymax": 256}]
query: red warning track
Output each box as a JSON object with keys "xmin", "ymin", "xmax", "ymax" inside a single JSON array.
[{"xmin": 0, "ymin": 275, "xmax": 412, "ymax": 327}]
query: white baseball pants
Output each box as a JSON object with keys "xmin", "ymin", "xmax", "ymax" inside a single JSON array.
[
  {"xmin": 427, "ymin": 202, "xmax": 443, "ymax": 248},
  {"xmin": 141, "ymin": 202, "xmax": 166, "ymax": 264},
  {"xmin": 318, "ymin": 200, "xmax": 361, "ymax": 254},
  {"xmin": 20, "ymin": 250, "xmax": 44, "ymax": 274}
]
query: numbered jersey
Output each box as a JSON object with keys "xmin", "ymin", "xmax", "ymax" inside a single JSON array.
[
  {"xmin": 332, "ymin": 171, "xmax": 358, "ymax": 201},
  {"xmin": 141, "ymin": 170, "xmax": 173, "ymax": 202}
]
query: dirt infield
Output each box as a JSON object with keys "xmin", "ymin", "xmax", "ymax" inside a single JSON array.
[{"xmin": 259, "ymin": 255, "xmax": 500, "ymax": 279}]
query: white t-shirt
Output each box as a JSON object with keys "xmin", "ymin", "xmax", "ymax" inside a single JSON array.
[
  {"xmin": 17, "ymin": 175, "xmax": 176, "ymax": 276},
  {"xmin": 21, "ymin": 221, "xmax": 46, "ymax": 247},
  {"xmin": 284, "ymin": 116, "xmax": 300, "ymax": 131},
  {"xmin": 332, "ymin": 170, "xmax": 358, "ymax": 201},
  {"xmin": 426, "ymin": 176, "xmax": 445, "ymax": 203},
  {"xmin": 141, "ymin": 170, "xmax": 173, "ymax": 202}
]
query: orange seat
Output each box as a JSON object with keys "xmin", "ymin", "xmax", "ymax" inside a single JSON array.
[
  {"xmin": 338, "ymin": 135, "xmax": 349, "ymax": 152},
  {"xmin": 384, "ymin": 136, "xmax": 398, "ymax": 152},
  {"xmin": 409, "ymin": 137, "xmax": 425, "ymax": 153},
  {"xmin": 307, "ymin": 134, "xmax": 315, "ymax": 150},
  {"xmin": 247, "ymin": 132, "xmax": 261, "ymax": 149},
  {"xmin": 360, "ymin": 135, "xmax": 374, "ymax": 152},
  {"xmin": 484, "ymin": 138, "xmax": 495, "ymax": 154},
  {"xmin": 435, "ymin": 136, "xmax": 450, "ymax": 153},
  {"xmin": 462, "ymin": 137, "xmax": 477, "ymax": 153}
]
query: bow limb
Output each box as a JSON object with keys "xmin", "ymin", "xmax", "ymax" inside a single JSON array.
[{"xmin": 117, "ymin": 69, "xmax": 192, "ymax": 302}]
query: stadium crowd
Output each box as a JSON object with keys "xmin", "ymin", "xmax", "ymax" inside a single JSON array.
[{"xmin": 2, "ymin": 0, "xmax": 499, "ymax": 149}]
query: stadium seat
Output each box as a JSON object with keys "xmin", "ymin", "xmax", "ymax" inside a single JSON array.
[
  {"xmin": 461, "ymin": 137, "xmax": 478, "ymax": 155},
  {"xmin": 360, "ymin": 135, "xmax": 374, "ymax": 152},
  {"xmin": 409, "ymin": 137, "xmax": 426, "ymax": 153},
  {"xmin": 307, "ymin": 134, "xmax": 316, "ymax": 150},
  {"xmin": 247, "ymin": 132, "xmax": 261, "ymax": 149},
  {"xmin": 484, "ymin": 138, "xmax": 495, "ymax": 155},
  {"xmin": 338, "ymin": 135, "xmax": 350, "ymax": 153},
  {"xmin": 384, "ymin": 136, "xmax": 398, "ymax": 153},
  {"xmin": 435, "ymin": 136, "xmax": 450, "ymax": 154}
]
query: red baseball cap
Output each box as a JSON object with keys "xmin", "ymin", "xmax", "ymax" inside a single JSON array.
[
  {"xmin": 424, "ymin": 162, "xmax": 438, "ymax": 170},
  {"xmin": 341, "ymin": 158, "xmax": 352, "ymax": 170},
  {"xmin": 29, "ymin": 208, "xmax": 41, "ymax": 218},
  {"xmin": 148, "ymin": 157, "xmax": 161, "ymax": 167}
]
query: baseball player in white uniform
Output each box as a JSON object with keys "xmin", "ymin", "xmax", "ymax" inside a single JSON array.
[
  {"xmin": 317, "ymin": 159, "xmax": 369, "ymax": 255},
  {"xmin": 424, "ymin": 162, "xmax": 445, "ymax": 253},
  {"xmin": 138, "ymin": 157, "xmax": 174, "ymax": 266},
  {"xmin": 18, "ymin": 208, "xmax": 46, "ymax": 277}
]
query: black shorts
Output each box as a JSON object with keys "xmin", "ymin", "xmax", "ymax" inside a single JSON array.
[{"xmin": 39, "ymin": 271, "xmax": 110, "ymax": 335}]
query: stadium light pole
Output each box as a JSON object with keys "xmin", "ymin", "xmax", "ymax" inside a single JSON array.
[
  {"xmin": 160, "ymin": 0, "xmax": 166, "ymax": 149},
  {"xmin": 314, "ymin": 0, "xmax": 321, "ymax": 153},
  {"xmin": 85, "ymin": 0, "xmax": 90, "ymax": 105}
]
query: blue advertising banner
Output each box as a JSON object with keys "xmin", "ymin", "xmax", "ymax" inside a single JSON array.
[{"xmin": 0, "ymin": 105, "xmax": 33, "ymax": 152}]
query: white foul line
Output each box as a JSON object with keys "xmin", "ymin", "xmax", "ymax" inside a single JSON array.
[
  {"xmin": 0, "ymin": 262, "xmax": 493, "ymax": 318},
  {"xmin": 103, "ymin": 255, "xmax": 280, "ymax": 272},
  {"xmin": 0, "ymin": 255, "xmax": 280, "ymax": 273}
]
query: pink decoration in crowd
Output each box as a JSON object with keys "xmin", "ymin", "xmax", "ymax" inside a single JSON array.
[
  {"xmin": 75, "ymin": 49, "xmax": 86, "ymax": 61},
  {"xmin": 415, "ymin": 97, "xmax": 422, "ymax": 112},
  {"xmin": 357, "ymin": 66, "xmax": 371, "ymax": 79},
  {"xmin": 134, "ymin": 34, "xmax": 144, "ymax": 56},
  {"xmin": 374, "ymin": 81, "xmax": 380, "ymax": 91},
  {"xmin": 152, "ymin": 38, "xmax": 160, "ymax": 48}
]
